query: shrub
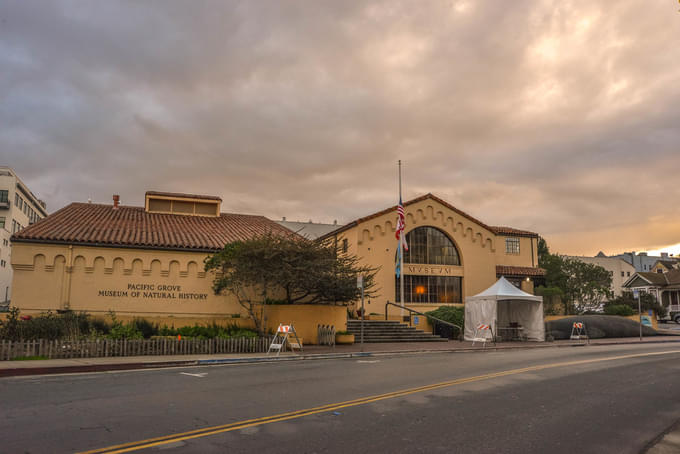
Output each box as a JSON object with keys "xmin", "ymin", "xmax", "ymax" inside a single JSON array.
[
  {"xmin": 0, "ymin": 308, "xmax": 258, "ymax": 341},
  {"xmin": 605, "ymin": 292, "xmax": 666, "ymax": 318},
  {"xmin": 132, "ymin": 318, "xmax": 159, "ymax": 339},
  {"xmin": 0, "ymin": 307, "xmax": 21, "ymax": 340},
  {"xmin": 158, "ymin": 322, "xmax": 257, "ymax": 339},
  {"xmin": 425, "ymin": 306, "xmax": 464, "ymax": 338},
  {"xmin": 106, "ymin": 311, "xmax": 142, "ymax": 340},
  {"xmin": 604, "ymin": 304, "xmax": 635, "ymax": 316},
  {"xmin": 426, "ymin": 306, "xmax": 464, "ymax": 328},
  {"xmin": 107, "ymin": 323, "xmax": 143, "ymax": 340}
]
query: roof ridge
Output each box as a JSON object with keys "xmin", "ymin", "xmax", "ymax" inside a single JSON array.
[
  {"xmin": 12, "ymin": 202, "xmax": 295, "ymax": 251},
  {"xmin": 319, "ymin": 193, "xmax": 538, "ymax": 239}
]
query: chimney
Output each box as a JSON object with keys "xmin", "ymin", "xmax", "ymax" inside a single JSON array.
[
  {"xmin": 282, "ymin": 216, "xmax": 286, "ymax": 221},
  {"xmin": 334, "ymin": 219, "xmax": 337, "ymax": 225},
  {"xmin": 113, "ymin": 194, "xmax": 120, "ymax": 209}
]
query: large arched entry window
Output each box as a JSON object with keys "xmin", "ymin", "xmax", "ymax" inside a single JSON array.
[
  {"xmin": 396, "ymin": 226, "xmax": 462, "ymax": 304},
  {"xmin": 404, "ymin": 227, "xmax": 460, "ymax": 265}
]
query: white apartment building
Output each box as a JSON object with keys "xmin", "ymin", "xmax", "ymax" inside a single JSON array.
[
  {"xmin": 0, "ymin": 167, "xmax": 48, "ymax": 306},
  {"xmin": 567, "ymin": 255, "xmax": 637, "ymax": 296}
]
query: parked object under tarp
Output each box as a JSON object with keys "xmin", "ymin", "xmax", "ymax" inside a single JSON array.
[{"xmin": 464, "ymin": 277, "xmax": 545, "ymax": 342}]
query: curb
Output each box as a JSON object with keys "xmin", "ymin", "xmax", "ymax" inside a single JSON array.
[
  {"xmin": 3, "ymin": 338, "xmax": 680, "ymax": 378},
  {"xmin": 0, "ymin": 360, "xmax": 199, "ymax": 378}
]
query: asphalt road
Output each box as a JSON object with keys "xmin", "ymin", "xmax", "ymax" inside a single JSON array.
[{"xmin": 2, "ymin": 343, "xmax": 680, "ymax": 454}]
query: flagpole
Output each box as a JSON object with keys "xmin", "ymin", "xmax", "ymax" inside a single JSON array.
[{"xmin": 399, "ymin": 160, "xmax": 404, "ymax": 318}]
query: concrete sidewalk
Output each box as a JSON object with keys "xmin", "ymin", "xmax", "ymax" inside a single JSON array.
[{"xmin": 2, "ymin": 336, "xmax": 680, "ymax": 378}]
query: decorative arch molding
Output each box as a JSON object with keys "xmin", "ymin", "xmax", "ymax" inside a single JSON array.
[
  {"xmin": 73, "ymin": 256, "xmax": 87, "ymax": 273},
  {"xmin": 131, "ymin": 259, "xmax": 144, "ymax": 276},
  {"xmin": 355, "ymin": 202, "xmax": 496, "ymax": 252},
  {"xmin": 20, "ymin": 250, "xmax": 217, "ymax": 278}
]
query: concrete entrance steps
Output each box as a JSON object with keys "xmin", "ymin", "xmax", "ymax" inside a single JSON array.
[{"xmin": 346, "ymin": 320, "xmax": 447, "ymax": 343}]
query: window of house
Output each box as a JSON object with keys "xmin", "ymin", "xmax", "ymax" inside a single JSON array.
[
  {"xmin": 657, "ymin": 269, "xmax": 664, "ymax": 274},
  {"xmin": 0, "ymin": 260, "xmax": 5, "ymax": 267},
  {"xmin": 627, "ymin": 272, "xmax": 630, "ymax": 277},
  {"xmin": 395, "ymin": 275, "xmax": 462, "ymax": 304},
  {"xmin": 403, "ymin": 227, "xmax": 460, "ymax": 265},
  {"xmin": 14, "ymin": 193, "xmax": 19, "ymax": 207},
  {"xmin": 0, "ymin": 190, "xmax": 8, "ymax": 203},
  {"xmin": 0, "ymin": 217, "xmax": 4, "ymax": 229},
  {"xmin": 342, "ymin": 238, "xmax": 348, "ymax": 253},
  {"xmin": 505, "ymin": 237, "xmax": 520, "ymax": 254},
  {"xmin": 621, "ymin": 271, "xmax": 625, "ymax": 277}
]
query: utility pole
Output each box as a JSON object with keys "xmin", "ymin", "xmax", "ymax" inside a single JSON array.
[{"xmin": 398, "ymin": 160, "xmax": 404, "ymax": 318}]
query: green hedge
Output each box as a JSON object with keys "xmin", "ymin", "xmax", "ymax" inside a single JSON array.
[
  {"xmin": 425, "ymin": 306, "xmax": 464, "ymax": 338},
  {"xmin": 0, "ymin": 307, "xmax": 258, "ymax": 341},
  {"xmin": 603, "ymin": 305, "xmax": 635, "ymax": 316}
]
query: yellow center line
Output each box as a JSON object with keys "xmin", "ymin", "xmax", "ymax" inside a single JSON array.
[{"xmin": 78, "ymin": 349, "xmax": 680, "ymax": 454}]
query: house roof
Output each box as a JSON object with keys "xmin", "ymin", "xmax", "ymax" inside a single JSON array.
[
  {"xmin": 11, "ymin": 202, "xmax": 293, "ymax": 252},
  {"xmin": 276, "ymin": 220, "xmax": 340, "ymax": 240},
  {"xmin": 319, "ymin": 193, "xmax": 539, "ymax": 240},
  {"xmin": 496, "ymin": 265, "xmax": 546, "ymax": 277},
  {"xmin": 145, "ymin": 191, "xmax": 222, "ymax": 201},
  {"xmin": 654, "ymin": 260, "xmax": 677, "ymax": 270},
  {"xmin": 623, "ymin": 270, "xmax": 680, "ymax": 287}
]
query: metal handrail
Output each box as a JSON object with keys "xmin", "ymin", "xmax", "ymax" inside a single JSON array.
[{"xmin": 384, "ymin": 301, "xmax": 462, "ymax": 340}]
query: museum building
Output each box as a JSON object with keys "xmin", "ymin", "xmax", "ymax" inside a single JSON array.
[
  {"xmin": 9, "ymin": 191, "xmax": 294, "ymax": 322},
  {"xmin": 319, "ymin": 193, "xmax": 545, "ymax": 317},
  {"xmin": 10, "ymin": 191, "xmax": 544, "ymax": 324}
]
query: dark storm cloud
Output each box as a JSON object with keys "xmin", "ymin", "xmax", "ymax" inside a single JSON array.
[{"xmin": 1, "ymin": 0, "xmax": 679, "ymax": 254}]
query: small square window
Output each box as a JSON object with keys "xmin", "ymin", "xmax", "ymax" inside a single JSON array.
[{"xmin": 505, "ymin": 237, "xmax": 520, "ymax": 254}]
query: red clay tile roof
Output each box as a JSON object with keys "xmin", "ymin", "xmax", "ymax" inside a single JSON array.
[
  {"xmin": 488, "ymin": 226, "xmax": 539, "ymax": 238},
  {"xmin": 319, "ymin": 193, "xmax": 539, "ymax": 239},
  {"xmin": 145, "ymin": 191, "xmax": 222, "ymax": 201},
  {"xmin": 496, "ymin": 265, "xmax": 546, "ymax": 277},
  {"xmin": 11, "ymin": 202, "xmax": 292, "ymax": 252}
]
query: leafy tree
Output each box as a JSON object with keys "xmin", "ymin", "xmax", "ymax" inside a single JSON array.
[
  {"xmin": 204, "ymin": 232, "xmax": 378, "ymax": 335},
  {"xmin": 537, "ymin": 238, "xmax": 612, "ymax": 314},
  {"xmin": 537, "ymin": 236, "xmax": 551, "ymax": 264},
  {"xmin": 561, "ymin": 257, "xmax": 613, "ymax": 313},
  {"xmin": 537, "ymin": 237, "xmax": 569, "ymax": 313}
]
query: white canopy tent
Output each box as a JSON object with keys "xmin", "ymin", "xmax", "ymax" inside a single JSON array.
[{"xmin": 464, "ymin": 277, "xmax": 545, "ymax": 342}]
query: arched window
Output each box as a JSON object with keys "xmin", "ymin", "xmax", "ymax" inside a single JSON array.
[{"xmin": 404, "ymin": 227, "xmax": 460, "ymax": 265}]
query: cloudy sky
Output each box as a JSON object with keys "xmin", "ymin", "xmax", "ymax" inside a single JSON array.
[{"xmin": 1, "ymin": 0, "xmax": 679, "ymax": 256}]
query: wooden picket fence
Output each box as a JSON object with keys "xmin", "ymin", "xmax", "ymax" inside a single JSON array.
[{"xmin": 0, "ymin": 337, "xmax": 273, "ymax": 361}]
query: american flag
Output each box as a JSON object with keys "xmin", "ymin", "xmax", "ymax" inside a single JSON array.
[{"xmin": 395, "ymin": 198, "xmax": 408, "ymax": 251}]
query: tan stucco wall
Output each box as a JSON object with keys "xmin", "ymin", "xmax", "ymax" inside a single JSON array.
[
  {"xmin": 334, "ymin": 198, "xmax": 537, "ymax": 316},
  {"xmin": 261, "ymin": 304, "xmax": 347, "ymax": 344},
  {"xmin": 9, "ymin": 243, "xmax": 349, "ymax": 344},
  {"xmin": 10, "ymin": 242, "xmax": 243, "ymax": 317}
]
